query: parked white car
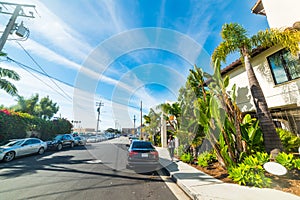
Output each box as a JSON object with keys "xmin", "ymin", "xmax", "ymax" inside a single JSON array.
[{"xmin": 0, "ymin": 138, "xmax": 47, "ymax": 162}]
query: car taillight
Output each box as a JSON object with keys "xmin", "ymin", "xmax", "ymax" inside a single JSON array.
[
  {"xmin": 150, "ymin": 151, "xmax": 158, "ymax": 157},
  {"xmin": 129, "ymin": 151, "xmax": 138, "ymax": 157}
]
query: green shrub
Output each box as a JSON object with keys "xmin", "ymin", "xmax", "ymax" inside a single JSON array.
[
  {"xmin": 180, "ymin": 153, "xmax": 193, "ymax": 163},
  {"xmin": 197, "ymin": 151, "xmax": 217, "ymax": 167},
  {"xmin": 228, "ymin": 163, "xmax": 271, "ymax": 188},
  {"xmin": 275, "ymin": 152, "xmax": 294, "ymax": 170},
  {"xmin": 228, "ymin": 153, "xmax": 272, "ymax": 188},
  {"xmin": 254, "ymin": 152, "xmax": 270, "ymax": 165},
  {"xmin": 293, "ymin": 158, "xmax": 300, "ymax": 170},
  {"xmin": 277, "ymin": 128, "xmax": 300, "ymax": 153}
]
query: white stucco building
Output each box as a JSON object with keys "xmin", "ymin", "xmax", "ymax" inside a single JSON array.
[
  {"xmin": 221, "ymin": 0, "xmax": 300, "ymax": 134},
  {"xmin": 252, "ymin": 0, "xmax": 300, "ymax": 29}
]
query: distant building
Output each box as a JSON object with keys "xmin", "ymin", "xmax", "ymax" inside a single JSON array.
[
  {"xmin": 122, "ymin": 128, "xmax": 136, "ymax": 135},
  {"xmin": 73, "ymin": 128, "xmax": 95, "ymax": 134}
]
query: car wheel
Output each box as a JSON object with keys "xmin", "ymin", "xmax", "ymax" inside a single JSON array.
[
  {"xmin": 4, "ymin": 151, "xmax": 15, "ymax": 162},
  {"xmin": 57, "ymin": 143, "xmax": 63, "ymax": 151},
  {"xmin": 38, "ymin": 147, "xmax": 45, "ymax": 155},
  {"xmin": 70, "ymin": 142, "xmax": 74, "ymax": 148}
]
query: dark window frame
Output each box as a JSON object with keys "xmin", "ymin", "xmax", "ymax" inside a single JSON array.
[{"xmin": 267, "ymin": 48, "xmax": 300, "ymax": 85}]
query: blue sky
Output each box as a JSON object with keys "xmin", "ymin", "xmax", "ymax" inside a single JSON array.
[{"xmin": 0, "ymin": 0, "xmax": 269, "ymax": 130}]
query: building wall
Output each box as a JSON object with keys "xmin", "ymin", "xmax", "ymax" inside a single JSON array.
[
  {"xmin": 262, "ymin": 0, "xmax": 300, "ymax": 29},
  {"xmin": 226, "ymin": 46, "xmax": 300, "ymax": 112}
]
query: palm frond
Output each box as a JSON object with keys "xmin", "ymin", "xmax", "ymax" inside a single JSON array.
[
  {"xmin": 0, "ymin": 79, "xmax": 18, "ymax": 96},
  {"xmin": 251, "ymin": 28, "xmax": 300, "ymax": 56},
  {"xmin": 0, "ymin": 67, "xmax": 20, "ymax": 80}
]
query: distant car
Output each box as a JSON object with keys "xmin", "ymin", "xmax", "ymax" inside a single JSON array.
[
  {"xmin": 129, "ymin": 137, "xmax": 139, "ymax": 145},
  {"xmin": 0, "ymin": 138, "xmax": 47, "ymax": 162},
  {"xmin": 127, "ymin": 140, "xmax": 159, "ymax": 171},
  {"xmin": 73, "ymin": 136, "xmax": 86, "ymax": 146},
  {"xmin": 86, "ymin": 136, "xmax": 98, "ymax": 143},
  {"xmin": 47, "ymin": 134, "xmax": 75, "ymax": 150}
]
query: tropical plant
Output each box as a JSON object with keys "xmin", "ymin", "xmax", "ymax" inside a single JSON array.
[
  {"xmin": 293, "ymin": 158, "xmax": 300, "ymax": 170},
  {"xmin": 0, "ymin": 66, "xmax": 20, "ymax": 96},
  {"xmin": 158, "ymin": 102, "xmax": 181, "ymax": 133},
  {"xmin": 180, "ymin": 152, "xmax": 193, "ymax": 163},
  {"xmin": 197, "ymin": 151, "xmax": 217, "ymax": 167},
  {"xmin": 275, "ymin": 152, "xmax": 294, "ymax": 170},
  {"xmin": 212, "ymin": 23, "xmax": 300, "ymax": 152},
  {"xmin": 240, "ymin": 114, "xmax": 264, "ymax": 153},
  {"xmin": 277, "ymin": 128, "xmax": 300, "ymax": 153},
  {"xmin": 190, "ymin": 63, "xmax": 244, "ymax": 168},
  {"xmin": 228, "ymin": 163, "xmax": 271, "ymax": 188},
  {"xmin": 177, "ymin": 81, "xmax": 206, "ymax": 158},
  {"xmin": 143, "ymin": 108, "xmax": 161, "ymax": 144},
  {"xmin": 254, "ymin": 152, "xmax": 270, "ymax": 165}
]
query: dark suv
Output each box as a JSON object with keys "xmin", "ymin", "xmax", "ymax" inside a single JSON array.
[
  {"xmin": 127, "ymin": 140, "xmax": 159, "ymax": 171},
  {"xmin": 47, "ymin": 134, "xmax": 75, "ymax": 151}
]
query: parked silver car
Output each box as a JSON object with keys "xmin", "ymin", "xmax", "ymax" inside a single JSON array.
[{"xmin": 0, "ymin": 138, "xmax": 47, "ymax": 162}]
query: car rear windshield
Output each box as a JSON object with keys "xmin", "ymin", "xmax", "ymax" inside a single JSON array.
[{"xmin": 132, "ymin": 141, "xmax": 154, "ymax": 149}]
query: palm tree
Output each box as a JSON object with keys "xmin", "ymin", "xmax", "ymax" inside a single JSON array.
[
  {"xmin": 212, "ymin": 23, "xmax": 300, "ymax": 153},
  {"xmin": 158, "ymin": 102, "xmax": 181, "ymax": 133},
  {"xmin": 0, "ymin": 67, "xmax": 20, "ymax": 96}
]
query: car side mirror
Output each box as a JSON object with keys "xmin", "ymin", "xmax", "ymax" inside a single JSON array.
[{"xmin": 126, "ymin": 144, "xmax": 130, "ymax": 148}]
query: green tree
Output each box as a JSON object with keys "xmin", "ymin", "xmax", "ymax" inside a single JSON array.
[
  {"xmin": 11, "ymin": 94, "xmax": 59, "ymax": 120},
  {"xmin": 158, "ymin": 102, "xmax": 181, "ymax": 133},
  {"xmin": 177, "ymin": 81, "xmax": 205, "ymax": 158},
  {"xmin": 212, "ymin": 23, "xmax": 300, "ymax": 152},
  {"xmin": 12, "ymin": 94, "xmax": 39, "ymax": 115},
  {"xmin": 35, "ymin": 96, "xmax": 59, "ymax": 120},
  {"xmin": 143, "ymin": 108, "xmax": 161, "ymax": 144}
]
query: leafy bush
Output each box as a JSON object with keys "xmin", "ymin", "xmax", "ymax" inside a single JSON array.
[
  {"xmin": 277, "ymin": 128, "xmax": 300, "ymax": 153},
  {"xmin": 197, "ymin": 151, "xmax": 217, "ymax": 167},
  {"xmin": 180, "ymin": 153, "xmax": 193, "ymax": 163},
  {"xmin": 254, "ymin": 152, "xmax": 270, "ymax": 165},
  {"xmin": 293, "ymin": 158, "xmax": 300, "ymax": 170},
  {"xmin": 228, "ymin": 163, "xmax": 271, "ymax": 188},
  {"xmin": 228, "ymin": 153, "xmax": 272, "ymax": 188},
  {"xmin": 275, "ymin": 152, "xmax": 294, "ymax": 170}
]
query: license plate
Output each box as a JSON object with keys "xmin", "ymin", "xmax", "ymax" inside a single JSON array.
[{"xmin": 141, "ymin": 153, "xmax": 148, "ymax": 158}]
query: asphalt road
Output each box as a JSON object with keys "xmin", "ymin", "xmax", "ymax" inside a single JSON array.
[{"xmin": 0, "ymin": 137, "xmax": 187, "ymax": 200}]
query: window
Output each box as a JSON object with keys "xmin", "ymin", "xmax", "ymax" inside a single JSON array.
[{"xmin": 267, "ymin": 49, "xmax": 300, "ymax": 84}]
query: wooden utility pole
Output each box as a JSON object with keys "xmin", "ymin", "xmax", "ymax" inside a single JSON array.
[
  {"xmin": 133, "ymin": 115, "xmax": 136, "ymax": 135},
  {"xmin": 140, "ymin": 101, "xmax": 143, "ymax": 140},
  {"xmin": 96, "ymin": 100, "xmax": 104, "ymax": 134}
]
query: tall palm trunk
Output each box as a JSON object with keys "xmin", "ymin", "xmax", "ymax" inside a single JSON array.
[{"xmin": 243, "ymin": 54, "xmax": 282, "ymax": 152}]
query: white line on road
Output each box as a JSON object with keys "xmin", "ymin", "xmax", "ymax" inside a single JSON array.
[{"xmin": 157, "ymin": 169, "xmax": 191, "ymax": 200}]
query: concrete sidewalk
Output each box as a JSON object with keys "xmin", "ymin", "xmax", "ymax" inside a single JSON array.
[{"xmin": 156, "ymin": 147, "xmax": 300, "ymax": 200}]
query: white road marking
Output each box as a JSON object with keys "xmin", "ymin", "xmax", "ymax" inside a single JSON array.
[{"xmin": 157, "ymin": 169, "xmax": 191, "ymax": 200}]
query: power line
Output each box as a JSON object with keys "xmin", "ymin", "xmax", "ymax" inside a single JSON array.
[
  {"xmin": 15, "ymin": 41, "xmax": 73, "ymax": 100},
  {"xmin": 6, "ymin": 57, "xmax": 73, "ymax": 102},
  {"xmin": 6, "ymin": 57, "xmax": 73, "ymax": 87}
]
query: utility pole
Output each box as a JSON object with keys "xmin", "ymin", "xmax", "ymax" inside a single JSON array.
[
  {"xmin": 133, "ymin": 115, "xmax": 136, "ymax": 135},
  {"xmin": 0, "ymin": 2, "xmax": 35, "ymax": 51},
  {"xmin": 140, "ymin": 101, "xmax": 143, "ymax": 140},
  {"xmin": 96, "ymin": 100, "xmax": 104, "ymax": 134}
]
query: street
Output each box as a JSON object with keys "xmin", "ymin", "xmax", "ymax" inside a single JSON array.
[{"xmin": 0, "ymin": 137, "xmax": 187, "ymax": 200}]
